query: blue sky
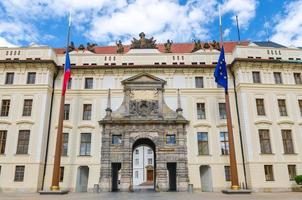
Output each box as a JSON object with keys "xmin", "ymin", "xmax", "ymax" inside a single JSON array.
[{"xmin": 0, "ymin": 0, "xmax": 301, "ymax": 48}]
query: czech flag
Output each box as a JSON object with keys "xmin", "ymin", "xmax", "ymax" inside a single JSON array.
[{"xmin": 62, "ymin": 50, "xmax": 71, "ymax": 95}]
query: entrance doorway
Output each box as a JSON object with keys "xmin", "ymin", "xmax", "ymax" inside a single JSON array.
[
  {"xmin": 199, "ymin": 165, "xmax": 213, "ymax": 192},
  {"xmin": 111, "ymin": 163, "xmax": 121, "ymax": 192},
  {"xmin": 132, "ymin": 138, "xmax": 156, "ymax": 191},
  {"xmin": 76, "ymin": 166, "xmax": 89, "ymax": 192},
  {"xmin": 167, "ymin": 163, "xmax": 177, "ymax": 191}
]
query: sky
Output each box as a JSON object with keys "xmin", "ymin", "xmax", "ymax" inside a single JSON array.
[{"xmin": 0, "ymin": 0, "xmax": 301, "ymax": 48}]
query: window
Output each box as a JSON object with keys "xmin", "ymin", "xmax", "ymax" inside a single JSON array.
[
  {"xmin": 67, "ymin": 78, "xmax": 72, "ymax": 89},
  {"xmin": 281, "ymin": 130, "xmax": 294, "ymax": 154},
  {"xmin": 274, "ymin": 72, "xmax": 282, "ymax": 84},
  {"xmin": 22, "ymin": 99, "xmax": 33, "ymax": 116},
  {"xmin": 1, "ymin": 99, "xmax": 10, "ymax": 116},
  {"xmin": 61, "ymin": 133, "xmax": 68, "ymax": 156},
  {"xmin": 288, "ymin": 165, "xmax": 297, "ymax": 181},
  {"xmin": 84, "ymin": 78, "xmax": 93, "ymax": 89},
  {"xmin": 16, "ymin": 130, "xmax": 30, "ymax": 154},
  {"xmin": 14, "ymin": 166, "xmax": 25, "ymax": 182},
  {"xmin": 112, "ymin": 135, "xmax": 122, "ymax": 144},
  {"xmin": 135, "ymin": 158, "xmax": 139, "ymax": 165},
  {"xmin": 148, "ymin": 149, "xmax": 152, "ymax": 154},
  {"xmin": 264, "ymin": 165, "xmax": 274, "ymax": 181},
  {"xmin": 0, "ymin": 130, "xmax": 7, "ymax": 154},
  {"xmin": 27, "ymin": 72, "xmax": 36, "ymax": 84},
  {"xmin": 299, "ymin": 100, "xmax": 302, "ymax": 116},
  {"xmin": 219, "ymin": 103, "xmax": 226, "ymax": 119},
  {"xmin": 294, "ymin": 73, "xmax": 302, "ymax": 84},
  {"xmin": 80, "ymin": 133, "xmax": 91, "ymax": 156},
  {"xmin": 135, "ymin": 171, "xmax": 138, "ymax": 178},
  {"xmin": 252, "ymin": 71, "xmax": 261, "ymax": 83},
  {"xmin": 195, "ymin": 77, "xmax": 204, "ymax": 88},
  {"xmin": 197, "ymin": 103, "xmax": 206, "ymax": 119},
  {"xmin": 197, "ymin": 132, "xmax": 209, "ymax": 155},
  {"xmin": 83, "ymin": 104, "xmax": 92, "ymax": 120},
  {"xmin": 60, "ymin": 167, "xmax": 64, "ymax": 182},
  {"xmin": 148, "ymin": 158, "xmax": 152, "ymax": 165},
  {"xmin": 278, "ymin": 99, "xmax": 287, "ymax": 116},
  {"xmin": 166, "ymin": 134, "xmax": 176, "ymax": 144},
  {"xmin": 259, "ymin": 130, "xmax": 272, "ymax": 154},
  {"xmin": 64, "ymin": 104, "xmax": 70, "ymax": 120},
  {"xmin": 224, "ymin": 166, "xmax": 231, "ymax": 181},
  {"xmin": 256, "ymin": 99, "xmax": 265, "ymax": 116},
  {"xmin": 220, "ymin": 132, "xmax": 229, "ymax": 155},
  {"xmin": 5, "ymin": 72, "xmax": 14, "ymax": 84},
  {"xmin": 135, "ymin": 149, "xmax": 139, "ymax": 154}
]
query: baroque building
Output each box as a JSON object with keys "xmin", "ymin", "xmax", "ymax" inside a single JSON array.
[{"xmin": 0, "ymin": 33, "xmax": 301, "ymax": 192}]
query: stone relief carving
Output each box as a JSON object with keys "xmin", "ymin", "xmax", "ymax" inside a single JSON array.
[{"xmin": 129, "ymin": 100, "xmax": 159, "ymax": 116}]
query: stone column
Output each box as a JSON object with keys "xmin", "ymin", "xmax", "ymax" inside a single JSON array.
[{"xmin": 100, "ymin": 126, "xmax": 111, "ymax": 191}]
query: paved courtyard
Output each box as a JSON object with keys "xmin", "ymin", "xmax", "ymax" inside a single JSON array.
[{"xmin": 0, "ymin": 192, "xmax": 301, "ymax": 200}]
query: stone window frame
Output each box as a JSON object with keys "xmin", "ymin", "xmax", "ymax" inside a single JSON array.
[
  {"xmin": 273, "ymin": 72, "xmax": 282, "ymax": 84},
  {"xmin": 14, "ymin": 165, "xmax": 25, "ymax": 182},
  {"xmin": 0, "ymin": 130, "xmax": 7, "ymax": 154},
  {"xmin": 218, "ymin": 102, "xmax": 226, "ymax": 119},
  {"xmin": 288, "ymin": 165, "xmax": 297, "ymax": 181},
  {"xmin": 195, "ymin": 77, "xmax": 204, "ymax": 88},
  {"xmin": 64, "ymin": 104, "xmax": 70, "ymax": 120},
  {"xmin": 61, "ymin": 132, "xmax": 69, "ymax": 156},
  {"xmin": 293, "ymin": 72, "xmax": 302, "ymax": 84},
  {"xmin": 264, "ymin": 165, "xmax": 274, "ymax": 181},
  {"xmin": 16, "ymin": 130, "xmax": 30, "ymax": 155},
  {"xmin": 26, "ymin": 72, "xmax": 36, "ymax": 84},
  {"xmin": 224, "ymin": 166, "xmax": 231, "ymax": 182},
  {"xmin": 220, "ymin": 131, "xmax": 229, "ymax": 155},
  {"xmin": 298, "ymin": 99, "xmax": 302, "ymax": 117},
  {"xmin": 256, "ymin": 98, "xmax": 266, "ymax": 116},
  {"xmin": 82, "ymin": 104, "xmax": 92, "ymax": 120},
  {"xmin": 79, "ymin": 133, "xmax": 91, "ymax": 156},
  {"xmin": 281, "ymin": 129, "xmax": 295, "ymax": 154},
  {"xmin": 277, "ymin": 99, "xmax": 288, "ymax": 116},
  {"xmin": 59, "ymin": 166, "xmax": 64, "ymax": 182},
  {"xmin": 258, "ymin": 129, "xmax": 272, "ymax": 154},
  {"xmin": 252, "ymin": 71, "xmax": 261, "ymax": 83},
  {"xmin": 197, "ymin": 132, "xmax": 209, "ymax": 155},
  {"xmin": 5, "ymin": 72, "xmax": 14, "ymax": 85},
  {"xmin": 0, "ymin": 99, "xmax": 10, "ymax": 117},
  {"xmin": 22, "ymin": 99, "xmax": 33, "ymax": 117},
  {"xmin": 84, "ymin": 77, "xmax": 93, "ymax": 89},
  {"xmin": 165, "ymin": 133, "xmax": 176, "ymax": 145},
  {"xmin": 111, "ymin": 134, "xmax": 123, "ymax": 145},
  {"xmin": 196, "ymin": 102, "xmax": 206, "ymax": 120}
]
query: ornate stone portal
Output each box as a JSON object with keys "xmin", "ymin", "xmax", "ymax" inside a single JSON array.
[{"xmin": 99, "ymin": 73, "xmax": 189, "ymax": 192}]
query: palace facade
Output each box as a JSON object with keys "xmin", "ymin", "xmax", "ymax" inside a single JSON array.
[{"xmin": 0, "ymin": 33, "xmax": 301, "ymax": 192}]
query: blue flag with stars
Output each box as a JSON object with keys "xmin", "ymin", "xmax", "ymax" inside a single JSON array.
[{"xmin": 214, "ymin": 46, "xmax": 228, "ymax": 92}]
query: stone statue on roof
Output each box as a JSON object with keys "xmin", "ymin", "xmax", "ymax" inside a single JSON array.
[
  {"xmin": 192, "ymin": 39, "xmax": 202, "ymax": 52},
  {"xmin": 116, "ymin": 40, "xmax": 124, "ymax": 54},
  {"xmin": 68, "ymin": 41, "xmax": 75, "ymax": 52},
  {"xmin": 210, "ymin": 40, "xmax": 221, "ymax": 51},
  {"xmin": 78, "ymin": 44, "xmax": 85, "ymax": 50},
  {"xmin": 164, "ymin": 39, "xmax": 173, "ymax": 53},
  {"xmin": 131, "ymin": 32, "xmax": 157, "ymax": 49},
  {"xmin": 87, "ymin": 43, "xmax": 97, "ymax": 53}
]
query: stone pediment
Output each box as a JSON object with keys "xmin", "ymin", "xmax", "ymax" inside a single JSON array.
[{"xmin": 121, "ymin": 73, "xmax": 166, "ymax": 85}]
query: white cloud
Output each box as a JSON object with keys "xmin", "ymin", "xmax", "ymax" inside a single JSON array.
[
  {"xmin": 0, "ymin": 0, "xmax": 258, "ymax": 46},
  {"xmin": 87, "ymin": 0, "xmax": 218, "ymax": 44},
  {"xmin": 221, "ymin": 0, "xmax": 257, "ymax": 29},
  {"xmin": 0, "ymin": 37, "xmax": 17, "ymax": 47},
  {"xmin": 271, "ymin": 0, "xmax": 302, "ymax": 47},
  {"xmin": 223, "ymin": 28, "xmax": 231, "ymax": 39}
]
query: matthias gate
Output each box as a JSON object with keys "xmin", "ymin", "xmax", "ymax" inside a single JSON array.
[{"xmin": 99, "ymin": 73, "xmax": 189, "ymax": 192}]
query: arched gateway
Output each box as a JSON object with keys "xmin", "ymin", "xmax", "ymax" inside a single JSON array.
[{"xmin": 99, "ymin": 73, "xmax": 189, "ymax": 192}]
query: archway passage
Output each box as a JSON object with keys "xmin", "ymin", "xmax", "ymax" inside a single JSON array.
[{"xmin": 132, "ymin": 138, "xmax": 156, "ymax": 191}]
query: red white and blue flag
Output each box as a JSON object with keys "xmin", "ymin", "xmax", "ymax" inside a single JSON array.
[
  {"xmin": 62, "ymin": 13, "xmax": 72, "ymax": 96},
  {"xmin": 62, "ymin": 50, "xmax": 71, "ymax": 95}
]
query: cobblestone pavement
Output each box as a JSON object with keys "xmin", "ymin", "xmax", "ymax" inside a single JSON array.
[{"xmin": 0, "ymin": 192, "xmax": 301, "ymax": 200}]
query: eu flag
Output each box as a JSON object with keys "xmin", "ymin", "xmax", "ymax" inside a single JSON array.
[{"xmin": 214, "ymin": 46, "xmax": 228, "ymax": 92}]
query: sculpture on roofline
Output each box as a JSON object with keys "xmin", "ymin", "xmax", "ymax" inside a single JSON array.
[
  {"xmin": 116, "ymin": 40, "xmax": 124, "ymax": 54},
  {"xmin": 131, "ymin": 32, "xmax": 157, "ymax": 49},
  {"xmin": 78, "ymin": 44, "xmax": 85, "ymax": 50},
  {"xmin": 67, "ymin": 41, "xmax": 75, "ymax": 52},
  {"xmin": 87, "ymin": 43, "xmax": 97, "ymax": 53},
  {"xmin": 164, "ymin": 39, "xmax": 173, "ymax": 53},
  {"xmin": 203, "ymin": 42, "xmax": 210, "ymax": 49},
  {"xmin": 191, "ymin": 39, "xmax": 202, "ymax": 52},
  {"xmin": 210, "ymin": 40, "xmax": 221, "ymax": 51}
]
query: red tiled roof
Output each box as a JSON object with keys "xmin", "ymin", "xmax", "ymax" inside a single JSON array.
[{"xmin": 54, "ymin": 41, "xmax": 249, "ymax": 54}]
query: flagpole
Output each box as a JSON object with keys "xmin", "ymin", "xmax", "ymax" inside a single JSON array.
[
  {"xmin": 219, "ymin": 5, "xmax": 240, "ymax": 190},
  {"xmin": 50, "ymin": 12, "xmax": 71, "ymax": 191}
]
